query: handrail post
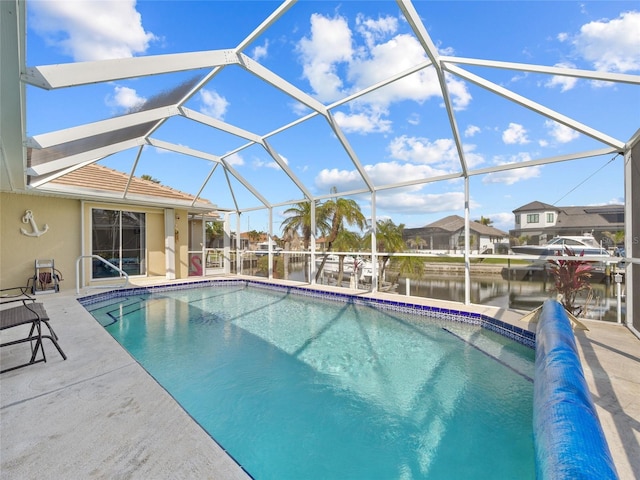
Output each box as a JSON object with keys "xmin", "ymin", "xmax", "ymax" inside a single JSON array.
[{"xmin": 75, "ymin": 255, "xmax": 129, "ymax": 295}]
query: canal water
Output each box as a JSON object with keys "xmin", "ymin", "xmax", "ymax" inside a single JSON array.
[{"xmin": 284, "ymin": 266, "xmax": 625, "ymax": 323}]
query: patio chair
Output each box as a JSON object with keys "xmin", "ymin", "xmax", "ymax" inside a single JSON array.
[{"xmin": 1, "ymin": 286, "xmax": 67, "ymax": 373}]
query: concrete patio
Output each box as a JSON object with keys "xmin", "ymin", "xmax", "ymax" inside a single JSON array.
[{"xmin": 1, "ymin": 279, "xmax": 638, "ymax": 479}]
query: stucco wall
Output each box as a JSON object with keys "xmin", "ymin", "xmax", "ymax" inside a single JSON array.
[
  {"xmin": 1, "ymin": 192, "xmax": 194, "ymax": 291},
  {"xmin": 81, "ymin": 202, "xmax": 170, "ymax": 283},
  {"xmin": 146, "ymin": 209, "xmax": 167, "ymax": 277},
  {"xmin": 0, "ymin": 192, "xmax": 81, "ymax": 291},
  {"xmin": 176, "ymin": 214, "xmax": 189, "ymax": 278}
]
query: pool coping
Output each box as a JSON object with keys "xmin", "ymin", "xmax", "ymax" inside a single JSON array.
[
  {"xmin": 2, "ymin": 276, "xmax": 638, "ymax": 479},
  {"xmin": 77, "ymin": 278, "xmax": 536, "ymax": 348}
]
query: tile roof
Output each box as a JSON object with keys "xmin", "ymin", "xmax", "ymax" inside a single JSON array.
[
  {"xmin": 512, "ymin": 201, "xmax": 557, "ymax": 213},
  {"xmin": 47, "ymin": 163, "xmax": 214, "ymax": 208},
  {"xmin": 410, "ymin": 214, "xmax": 507, "ymax": 236}
]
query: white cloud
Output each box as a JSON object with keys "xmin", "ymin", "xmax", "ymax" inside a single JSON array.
[
  {"xmin": 544, "ymin": 63, "xmax": 579, "ymax": 92},
  {"xmin": 252, "ymin": 40, "xmax": 269, "ymax": 61},
  {"xmin": 544, "ymin": 120, "xmax": 580, "ymax": 143},
  {"xmin": 484, "ymin": 212, "xmax": 514, "ymax": 232},
  {"xmin": 333, "ymin": 110, "xmax": 392, "ymax": 133},
  {"xmin": 224, "ymin": 153, "xmax": 244, "ymax": 167},
  {"xmin": 355, "ymin": 14, "xmax": 398, "ymax": 49},
  {"xmin": 296, "ymin": 12, "xmax": 472, "ymax": 133},
  {"xmin": 253, "ymin": 154, "xmax": 288, "ymax": 170},
  {"xmin": 315, "ymin": 167, "xmax": 367, "ymax": 192},
  {"xmin": 314, "ymin": 134, "xmax": 485, "ymax": 193},
  {"xmin": 297, "ymin": 13, "xmax": 354, "ymax": 102},
  {"xmin": 199, "ymin": 89, "xmax": 229, "ymax": 120},
  {"xmin": 30, "ymin": 0, "xmax": 156, "ymax": 61},
  {"xmin": 482, "ymin": 153, "xmax": 542, "ymax": 185},
  {"xmin": 407, "ymin": 113, "xmax": 420, "ymax": 126},
  {"xmin": 253, "ymin": 159, "xmax": 281, "ymax": 169},
  {"xmin": 502, "ymin": 123, "xmax": 530, "ymax": 145},
  {"xmin": 388, "ymin": 136, "xmax": 457, "ymax": 167},
  {"xmin": 573, "ymin": 11, "xmax": 640, "ymax": 72},
  {"xmin": 388, "ymin": 135, "xmax": 484, "ymax": 170},
  {"xmin": 465, "ymin": 125, "xmax": 480, "ymax": 137},
  {"xmin": 348, "ymin": 35, "xmax": 448, "ymax": 107},
  {"xmin": 107, "ymin": 85, "xmax": 146, "ymax": 110},
  {"xmin": 375, "ymin": 190, "xmax": 467, "ymax": 214}
]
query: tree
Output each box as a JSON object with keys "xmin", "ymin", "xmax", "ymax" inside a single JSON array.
[
  {"xmin": 475, "ymin": 216, "xmax": 493, "ymax": 226},
  {"xmin": 407, "ymin": 235, "xmax": 426, "ymax": 251},
  {"xmin": 395, "ymin": 255, "xmax": 425, "ymax": 279},
  {"xmin": 315, "ymin": 191, "xmax": 367, "ymax": 282},
  {"xmin": 331, "ymin": 228, "xmax": 363, "ymax": 285},
  {"xmin": 366, "ymin": 219, "xmax": 406, "ymax": 286},
  {"xmin": 281, "ymin": 200, "xmax": 329, "ymax": 281},
  {"xmin": 247, "ymin": 230, "xmax": 263, "ymax": 243},
  {"xmin": 602, "ymin": 230, "xmax": 624, "ymax": 247},
  {"xmin": 206, "ymin": 221, "xmax": 224, "ymax": 247},
  {"xmin": 140, "ymin": 174, "xmax": 161, "ymax": 184}
]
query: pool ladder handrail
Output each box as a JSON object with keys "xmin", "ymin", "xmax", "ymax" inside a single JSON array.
[{"xmin": 75, "ymin": 255, "xmax": 129, "ymax": 295}]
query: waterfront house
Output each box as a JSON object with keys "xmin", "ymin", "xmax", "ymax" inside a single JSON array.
[
  {"xmin": 510, "ymin": 201, "xmax": 624, "ymax": 247},
  {"xmin": 403, "ymin": 215, "xmax": 509, "ymax": 254}
]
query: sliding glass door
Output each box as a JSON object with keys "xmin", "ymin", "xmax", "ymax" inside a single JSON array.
[{"xmin": 92, "ymin": 208, "xmax": 146, "ymax": 278}]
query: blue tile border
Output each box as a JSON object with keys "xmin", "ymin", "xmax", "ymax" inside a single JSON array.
[{"xmin": 78, "ymin": 279, "xmax": 535, "ymax": 348}]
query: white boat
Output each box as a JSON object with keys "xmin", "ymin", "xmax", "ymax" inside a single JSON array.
[
  {"xmin": 315, "ymin": 254, "xmax": 355, "ymax": 273},
  {"xmin": 511, "ymin": 235, "xmax": 610, "ymax": 257}
]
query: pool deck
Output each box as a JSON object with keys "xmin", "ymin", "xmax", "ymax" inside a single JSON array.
[{"xmin": 1, "ymin": 276, "xmax": 639, "ymax": 479}]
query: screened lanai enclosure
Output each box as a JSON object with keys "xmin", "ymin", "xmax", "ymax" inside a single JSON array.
[{"xmin": 1, "ymin": 0, "xmax": 638, "ymax": 331}]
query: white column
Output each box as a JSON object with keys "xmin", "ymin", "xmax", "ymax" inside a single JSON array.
[
  {"xmin": 164, "ymin": 208, "xmax": 176, "ymax": 280},
  {"xmin": 464, "ymin": 177, "xmax": 471, "ymax": 305}
]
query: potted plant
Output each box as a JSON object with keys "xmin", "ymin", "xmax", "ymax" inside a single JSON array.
[{"xmin": 547, "ymin": 246, "xmax": 594, "ymax": 317}]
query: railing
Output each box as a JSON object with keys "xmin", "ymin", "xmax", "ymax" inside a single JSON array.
[{"xmin": 75, "ymin": 255, "xmax": 129, "ymax": 295}]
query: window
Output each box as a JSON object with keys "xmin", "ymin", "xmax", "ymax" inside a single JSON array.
[
  {"xmin": 547, "ymin": 213, "xmax": 554, "ymax": 223},
  {"xmin": 92, "ymin": 209, "xmax": 146, "ymax": 278},
  {"xmin": 515, "ymin": 214, "xmax": 520, "ymax": 225},
  {"xmin": 526, "ymin": 214, "xmax": 539, "ymax": 224}
]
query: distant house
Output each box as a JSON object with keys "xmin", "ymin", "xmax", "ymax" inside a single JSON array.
[
  {"xmin": 510, "ymin": 201, "xmax": 624, "ymax": 246},
  {"xmin": 403, "ymin": 215, "xmax": 508, "ymax": 254}
]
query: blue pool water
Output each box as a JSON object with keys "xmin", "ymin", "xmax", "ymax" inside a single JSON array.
[{"xmin": 85, "ymin": 284, "xmax": 535, "ymax": 479}]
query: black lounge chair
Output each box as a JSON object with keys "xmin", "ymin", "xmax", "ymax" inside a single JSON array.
[{"xmin": 1, "ymin": 286, "xmax": 67, "ymax": 373}]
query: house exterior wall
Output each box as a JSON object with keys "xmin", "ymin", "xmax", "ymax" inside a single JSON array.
[
  {"xmin": 510, "ymin": 204, "xmax": 624, "ymax": 246},
  {"xmin": 147, "ymin": 209, "xmax": 168, "ymax": 277},
  {"xmin": 81, "ymin": 202, "xmax": 170, "ymax": 284},
  {"xmin": 515, "ymin": 209, "xmax": 557, "ymax": 231},
  {"xmin": 176, "ymin": 213, "xmax": 190, "ymax": 278},
  {"xmin": 0, "ymin": 191, "xmax": 194, "ymax": 291},
  {"xmin": 0, "ymin": 192, "xmax": 81, "ymax": 291}
]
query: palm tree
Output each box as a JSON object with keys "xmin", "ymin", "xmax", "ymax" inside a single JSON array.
[
  {"xmin": 602, "ymin": 230, "xmax": 624, "ymax": 249},
  {"xmin": 140, "ymin": 174, "xmax": 161, "ymax": 184},
  {"xmin": 315, "ymin": 192, "xmax": 367, "ymax": 282},
  {"xmin": 475, "ymin": 216, "xmax": 493, "ymax": 226},
  {"xmin": 395, "ymin": 255, "xmax": 425, "ymax": 279},
  {"xmin": 281, "ymin": 200, "xmax": 329, "ymax": 281},
  {"xmin": 366, "ymin": 218, "xmax": 406, "ymax": 286},
  {"xmin": 205, "ymin": 221, "xmax": 224, "ymax": 247},
  {"xmin": 407, "ymin": 235, "xmax": 426, "ymax": 251},
  {"xmin": 331, "ymin": 228, "xmax": 363, "ymax": 286}
]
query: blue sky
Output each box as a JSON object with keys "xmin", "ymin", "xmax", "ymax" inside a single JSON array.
[{"xmin": 26, "ymin": 1, "xmax": 640, "ymax": 234}]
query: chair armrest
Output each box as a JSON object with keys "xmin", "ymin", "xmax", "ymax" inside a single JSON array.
[{"xmin": 0, "ymin": 286, "xmax": 35, "ymax": 307}]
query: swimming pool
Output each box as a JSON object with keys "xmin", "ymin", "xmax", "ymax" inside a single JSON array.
[{"xmin": 82, "ymin": 281, "xmax": 535, "ymax": 479}]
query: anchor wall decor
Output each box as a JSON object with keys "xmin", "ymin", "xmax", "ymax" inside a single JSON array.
[{"xmin": 20, "ymin": 210, "xmax": 49, "ymax": 237}]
